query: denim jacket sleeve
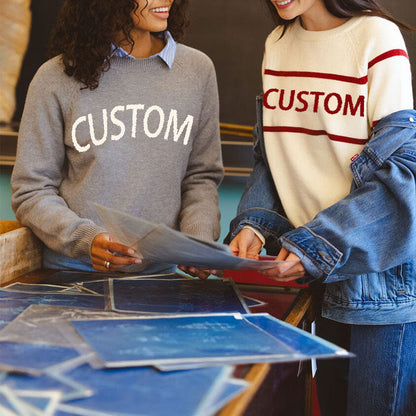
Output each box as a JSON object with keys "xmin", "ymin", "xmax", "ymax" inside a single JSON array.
[
  {"xmin": 225, "ymin": 95, "xmax": 294, "ymax": 255},
  {"xmin": 281, "ymin": 110, "xmax": 416, "ymax": 283}
]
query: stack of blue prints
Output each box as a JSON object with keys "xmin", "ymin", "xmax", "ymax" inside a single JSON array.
[
  {"xmin": 1, "ymin": 365, "xmax": 246, "ymax": 416},
  {"xmin": 0, "ymin": 274, "xmax": 255, "ymax": 414},
  {"xmin": 109, "ymin": 277, "xmax": 250, "ymax": 314},
  {"xmin": 0, "ymin": 272, "xmax": 351, "ymax": 415},
  {"xmin": 69, "ymin": 313, "xmax": 350, "ymax": 370},
  {"xmin": 57, "ymin": 365, "xmax": 247, "ymax": 416}
]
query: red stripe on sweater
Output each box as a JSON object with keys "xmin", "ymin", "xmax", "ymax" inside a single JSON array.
[
  {"xmin": 368, "ymin": 49, "xmax": 409, "ymax": 69},
  {"xmin": 264, "ymin": 69, "xmax": 368, "ymax": 85},
  {"xmin": 263, "ymin": 126, "xmax": 368, "ymax": 145}
]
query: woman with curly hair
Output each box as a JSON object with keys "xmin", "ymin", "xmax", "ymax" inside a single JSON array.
[{"xmin": 11, "ymin": 0, "xmax": 224, "ymax": 274}]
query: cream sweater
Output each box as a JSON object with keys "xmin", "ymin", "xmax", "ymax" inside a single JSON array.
[{"xmin": 262, "ymin": 16, "xmax": 413, "ymax": 227}]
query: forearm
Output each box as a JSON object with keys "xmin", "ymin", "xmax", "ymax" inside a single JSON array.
[
  {"xmin": 12, "ymin": 185, "xmax": 105, "ymax": 261},
  {"xmin": 282, "ymin": 157, "xmax": 416, "ymax": 281}
]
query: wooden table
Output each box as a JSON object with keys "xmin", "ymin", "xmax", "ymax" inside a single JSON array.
[{"xmin": 0, "ymin": 221, "xmax": 315, "ymax": 416}]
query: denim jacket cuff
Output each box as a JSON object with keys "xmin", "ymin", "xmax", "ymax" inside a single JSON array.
[
  {"xmin": 280, "ymin": 226, "xmax": 343, "ymax": 281},
  {"xmin": 226, "ymin": 207, "xmax": 293, "ymax": 244}
]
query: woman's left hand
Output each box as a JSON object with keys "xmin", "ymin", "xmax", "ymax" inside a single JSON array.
[
  {"xmin": 260, "ymin": 248, "xmax": 305, "ymax": 282},
  {"xmin": 177, "ymin": 265, "xmax": 223, "ymax": 280}
]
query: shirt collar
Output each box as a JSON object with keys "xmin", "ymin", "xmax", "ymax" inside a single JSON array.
[{"xmin": 111, "ymin": 31, "xmax": 176, "ymax": 68}]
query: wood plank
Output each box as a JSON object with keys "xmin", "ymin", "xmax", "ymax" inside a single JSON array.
[
  {"xmin": 218, "ymin": 363, "xmax": 270, "ymax": 416},
  {"xmin": 0, "ymin": 226, "xmax": 42, "ymax": 286},
  {"xmin": 283, "ymin": 289, "xmax": 314, "ymax": 327},
  {"xmin": 0, "ymin": 220, "xmax": 21, "ymax": 234}
]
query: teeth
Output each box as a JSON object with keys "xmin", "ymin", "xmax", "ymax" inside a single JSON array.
[
  {"xmin": 150, "ymin": 7, "xmax": 169, "ymax": 12},
  {"xmin": 276, "ymin": 0, "xmax": 293, "ymax": 5}
]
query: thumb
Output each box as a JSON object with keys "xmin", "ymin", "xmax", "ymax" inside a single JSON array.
[
  {"xmin": 276, "ymin": 247, "xmax": 289, "ymax": 261},
  {"xmin": 230, "ymin": 238, "xmax": 247, "ymax": 257},
  {"xmin": 237, "ymin": 243, "xmax": 248, "ymax": 258}
]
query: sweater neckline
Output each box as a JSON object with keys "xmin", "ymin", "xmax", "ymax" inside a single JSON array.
[
  {"xmin": 292, "ymin": 16, "xmax": 363, "ymax": 41},
  {"xmin": 110, "ymin": 54, "xmax": 171, "ymax": 70}
]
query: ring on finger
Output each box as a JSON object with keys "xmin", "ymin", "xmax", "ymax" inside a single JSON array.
[{"xmin": 104, "ymin": 260, "xmax": 110, "ymax": 269}]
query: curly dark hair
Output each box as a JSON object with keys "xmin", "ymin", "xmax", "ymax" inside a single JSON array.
[
  {"xmin": 264, "ymin": 0, "xmax": 414, "ymax": 36},
  {"xmin": 48, "ymin": 0, "xmax": 189, "ymax": 90}
]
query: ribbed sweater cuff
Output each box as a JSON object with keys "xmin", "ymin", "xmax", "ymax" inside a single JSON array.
[
  {"xmin": 72, "ymin": 224, "xmax": 107, "ymax": 261},
  {"xmin": 181, "ymin": 223, "xmax": 218, "ymax": 243}
]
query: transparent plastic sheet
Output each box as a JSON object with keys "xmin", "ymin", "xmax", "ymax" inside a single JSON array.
[
  {"xmin": 68, "ymin": 312, "xmax": 351, "ymax": 370},
  {"xmin": 11, "ymin": 390, "xmax": 61, "ymax": 416},
  {"xmin": 0, "ymin": 290, "xmax": 107, "ymax": 311},
  {"xmin": 0, "ymin": 305, "xmax": 123, "ymax": 347},
  {"xmin": 242, "ymin": 295, "xmax": 267, "ymax": 308},
  {"xmin": 56, "ymin": 404, "xmax": 113, "ymax": 416},
  {"xmin": 95, "ymin": 204, "xmax": 298, "ymax": 271},
  {"xmin": 193, "ymin": 367, "xmax": 249, "ymax": 416},
  {"xmin": 0, "ymin": 304, "xmax": 151, "ymax": 372},
  {"xmin": 38, "ymin": 270, "xmax": 181, "ymax": 285},
  {"xmin": 0, "ymin": 301, "xmax": 30, "ymax": 331},
  {"xmin": 108, "ymin": 277, "xmax": 250, "ymax": 314},
  {"xmin": 0, "ymin": 300, "xmax": 139, "ymax": 375},
  {"xmin": 1, "ymin": 284, "xmax": 81, "ymax": 295},
  {"xmin": 0, "ymin": 403, "xmax": 17, "ymax": 416},
  {"xmin": 54, "ymin": 364, "xmax": 242, "ymax": 416},
  {"xmin": 0, "ymin": 342, "xmax": 87, "ymax": 376},
  {"xmin": 1, "ymin": 370, "xmax": 93, "ymax": 403},
  {"xmin": 0, "ymin": 274, "xmax": 255, "ymax": 374},
  {"xmin": 67, "ymin": 312, "xmax": 298, "ymax": 368},
  {"xmin": 0, "ymin": 384, "xmax": 61, "ymax": 416},
  {"xmin": 1, "ymin": 275, "xmax": 251, "ymax": 316},
  {"xmin": 1, "ymin": 272, "xmax": 252, "ymax": 315},
  {"xmin": 0, "ymin": 284, "xmax": 110, "ymax": 375},
  {"xmin": 0, "ymin": 385, "xmax": 20, "ymax": 416},
  {"xmin": 202, "ymin": 378, "xmax": 249, "ymax": 416},
  {"xmin": 54, "ymin": 308, "xmax": 160, "ymax": 370}
]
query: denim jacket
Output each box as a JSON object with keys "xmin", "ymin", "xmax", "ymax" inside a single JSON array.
[{"xmin": 227, "ymin": 96, "xmax": 416, "ymax": 325}]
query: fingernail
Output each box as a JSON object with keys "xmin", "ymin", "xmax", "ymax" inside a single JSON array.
[
  {"xmin": 128, "ymin": 249, "xmax": 135, "ymax": 256},
  {"xmin": 134, "ymin": 258, "xmax": 142, "ymax": 264}
]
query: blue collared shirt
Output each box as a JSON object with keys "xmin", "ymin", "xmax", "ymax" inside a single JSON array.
[{"xmin": 111, "ymin": 31, "xmax": 176, "ymax": 68}]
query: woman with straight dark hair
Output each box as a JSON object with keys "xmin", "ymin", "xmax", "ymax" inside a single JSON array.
[
  {"xmin": 227, "ymin": 0, "xmax": 416, "ymax": 414},
  {"xmin": 11, "ymin": 0, "xmax": 223, "ymax": 274}
]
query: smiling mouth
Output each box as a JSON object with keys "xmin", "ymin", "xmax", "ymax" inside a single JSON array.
[
  {"xmin": 150, "ymin": 6, "xmax": 170, "ymax": 13},
  {"xmin": 275, "ymin": 0, "xmax": 294, "ymax": 5}
]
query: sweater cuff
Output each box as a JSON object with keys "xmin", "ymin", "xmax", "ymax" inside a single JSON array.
[
  {"xmin": 181, "ymin": 223, "xmax": 219, "ymax": 242},
  {"xmin": 72, "ymin": 223, "xmax": 107, "ymax": 262}
]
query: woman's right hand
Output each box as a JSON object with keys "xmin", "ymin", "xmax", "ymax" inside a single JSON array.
[
  {"xmin": 229, "ymin": 228, "xmax": 263, "ymax": 259},
  {"xmin": 90, "ymin": 232, "xmax": 142, "ymax": 272},
  {"xmin": 178, "ymin": 228, "xmax": 263, "ymax": 279}
]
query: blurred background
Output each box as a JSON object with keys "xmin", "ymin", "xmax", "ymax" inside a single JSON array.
[{"xmin": 1, "ymin": 0, "xmax": 415, "ymax": 242}]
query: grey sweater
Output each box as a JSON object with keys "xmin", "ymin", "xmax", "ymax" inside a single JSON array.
[{"xmin": 11, "ymin": 44, "xmax": 224, "ymax": 265}]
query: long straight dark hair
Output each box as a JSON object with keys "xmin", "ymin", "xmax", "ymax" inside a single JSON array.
[
  {"xmin": 264, "ymin": 0, "xmax": 414, "ymax": 33},
  {"xmin": 49, "ymin": 0, "xmax": 189, "ymax": 90}
]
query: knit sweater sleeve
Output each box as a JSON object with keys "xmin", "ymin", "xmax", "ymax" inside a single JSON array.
[
  {"xmin": 11, "ymin": 59, "xmax": 105, "ymax": 262},
  {"xmin": 178, "ymin": 57, "xmax": 224, "ymax": 241},
  {"xmin": 364, "ymin": 18, "xmax": 413, "ymax": 125}
]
